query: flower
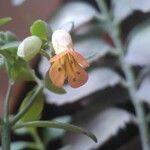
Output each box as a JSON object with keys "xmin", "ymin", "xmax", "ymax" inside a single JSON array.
[
  {"xmin": 17, "ymin": 36, "xmax": 42, "ymax": 61},
  {"xmin": 49, "ymin": 29, "xmax": 89, "ymax": 88}
]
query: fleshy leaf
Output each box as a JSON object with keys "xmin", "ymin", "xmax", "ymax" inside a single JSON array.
[{"xmin": 30, "ymin": 20, "xmax": 52, "ymax": 41}]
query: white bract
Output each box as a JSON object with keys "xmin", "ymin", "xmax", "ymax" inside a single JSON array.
[
  {"xmin": 52, "ymin": 29, "xmax": 73, "ymax": 54},
  {"xmin": 17, "ymin": 36, "xmax": 42, "ymax": 61}
]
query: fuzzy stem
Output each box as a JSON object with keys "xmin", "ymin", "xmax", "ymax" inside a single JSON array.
[{"xmin": 97, "ymin": 0, "xmax": 150, "ymax": 150}]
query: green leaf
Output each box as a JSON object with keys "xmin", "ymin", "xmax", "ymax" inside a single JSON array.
[
  {"xmin": 14, "ymin": 121, "xmax": 97, "ymax": 143},
  {"xmin": 19, "ymin": 91, "xmax": 44, "ymax": 122},
  {"xmin": 0, "ymin": 32, "xmax": 5, "ymax": 46},
  {"xmin": 0, "ymin": 41, "xmax": 20, "ymax": 52},
  {"xmin": 0, "ymin": 17, "xmax": 12, "ymax": 26},
  {"xmin": 5, "ymin": 31, "xmax": 18, "ymax": 42},
  {"xmin": 30, "ymin": 20, "xmax": 51, "ymax": 41},
  {"xmin": 0, "ymin": 56, "xmax": 5, "ymax": 69},
  {"xmin": 7, "ymin": 58, "xmax": 34, "ymax": 81},
  {"xmin": 44, "ymin": 71, "xmax": 66, "ymax": 94},
  {"xmin": 42, "ymin": 116, "xmax": 71, "ymax": 145}
]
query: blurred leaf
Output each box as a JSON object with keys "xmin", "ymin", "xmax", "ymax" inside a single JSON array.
[
  {"xmin": 0, "ymin": 142, "xmax": 35, "ymax": 150},
  {"xmin": 59, "ymin": 145, "xmax": 71, "ymax": 150},
  {"xmin": 10, "ymin": 142, "xmax": 29, "ymax": 150},
  {"xmin": 0, "ymin": 41, "xmax": 20, "ymax": 52},
  {"xmin": 112, "ymin": 0, "xmax": 150, "ymax": 24},
  {"xmin": 0, "ymin": 32, "xmax": 5, "ymax": 46},
  {"xmin": 59, "ymin": 22, "xmax": 74, "ymax": 32},
  {"xmin": 11, "ymin": 0, "xmax": 26, "ymax": 6},
  {"xmin": 19, "ymin": 92, "xmax": 44, "ymax": 122},
  {"xmin": 42, "ymin": 116, "xmax": 71, "ymax": 145},
  {"xmin": 130, "ymin": 0, "xmax": 150, "ymax": 12},
  {"xmin": 0, "ymin": 56, "xmax": 5, "ymax": 69},
  {"xmin": 44, "ymin": 71, "xmax": 66, "ymax": 94},
  {"xmin": 74, "ymin": 37, "xmax": 113, "ymax": 62},
  {"xmin": 43, "ymin": 68, "xmax": 122, "ymax": 105},
  {"xmin": 136, "ymin": 75, "xmax": 150, "ymax": 104},
  {"xmin": 112, "ymin": 0, "xmax": 133, "ymax": 24},
  {"xmin": 0, "ymin": 17, "xmax": 12, "ymax": 26},
  {"xmin": 50, "ymin": 1, "xmax": 98, "ymax": 30},
  {"xmin": 30, "ymin": 20, "xmax": 51, "ymax": 41},
  {"xmin": 7, "ymin": 58, "xmax": 34, "ymax": 81},
  {"xmin": 14, "ymin": 121, "xmax": 97, "ymax": 143},
  {"xmin": 5, "ymin": 31, "xmax": 18, "ymax": 42},
  {"xmin": 64, "ymin": 107, "xmax": 135, "ymax": 149},
  {"xmin": 125, "ymin": 22, "xmax": 150, "ymax": 66}
]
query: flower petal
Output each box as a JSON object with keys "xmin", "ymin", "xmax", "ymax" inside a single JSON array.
[
  {"xmin": 49, "ymin": 50, "xmax": 68, "ymax": 63},
  {"xmin": 69, "ymin": 50, "xmax": 89, "ymax": 67},
  {"xmin": 49, "ymin": 60, "xmax": 66, "ymax": 87},
  {"xmin": 67, "ymin": 61, "xmax": 88, "ymax": 88}
]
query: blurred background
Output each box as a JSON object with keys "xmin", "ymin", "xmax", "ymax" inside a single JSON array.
[{"xmin": 1, "ymin": 0, "xmax": 150, "ymax": 149}]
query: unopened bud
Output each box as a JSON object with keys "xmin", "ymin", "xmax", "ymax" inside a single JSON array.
[
  {"xmin": 52, "ymin": 29, "xmax": 73, "ymax": 54},
  {"xmin": 17, "ymin": 36, "xmax": 42, "ymax": 61}
]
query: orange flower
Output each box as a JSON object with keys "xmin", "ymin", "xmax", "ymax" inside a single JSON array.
[{"xmin": 49, "ymin": 30, "xmax": 89, "ymax": 88}]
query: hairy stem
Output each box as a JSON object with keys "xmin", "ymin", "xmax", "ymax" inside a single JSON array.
[{"xmin": 97, "ymin": 0, "xmax": 150, "ymax": 150}]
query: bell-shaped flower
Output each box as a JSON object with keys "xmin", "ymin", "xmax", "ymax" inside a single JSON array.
[{"xmin": 49, "ymin": 29, "xmax": 89, "ymax": 88}]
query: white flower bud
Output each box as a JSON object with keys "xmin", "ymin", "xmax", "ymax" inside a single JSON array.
[
  {"xmin": 17, "ymin": 36, "xmax": 42, "ymax": 61},
  {"xmin": 52, "ymin": 29, "xmax": 73, "ymax": 54}
]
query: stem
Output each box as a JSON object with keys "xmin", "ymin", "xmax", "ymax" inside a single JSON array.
[
  {"xmin": 1, "ymin": 123, "xmax": 11, "ymax": 150},
  {"xmin": 11, "ymin": 86, "xmax": 43, "ymax": 126},
  {"xmin": 40, "ymin": 49, "xmax": 50, "ymax": 60},
  {"xmin": 97, "ymin": 0, "xmax": 150, "ymax": 150},
  {"xmin": 26, "ymin": 64, "xmax": 42, "ymax": 86},
  {"xmin": 30, "ymin": 129, "xmax": 45, "ymax": 150},
  {"xmin": 4, "ymin": 81, "xmax": 13, "ymax": 119},
  {"xmin": 2, "ymin": 81, "xmax": 13, "ymax": 150}
]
